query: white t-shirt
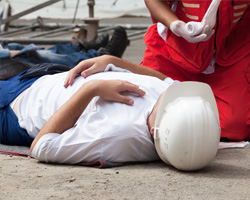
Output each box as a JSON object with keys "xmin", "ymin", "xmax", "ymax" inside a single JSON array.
[{"xmin": 18, "ymin": 70, "xmax": 170, "ymax": 164}]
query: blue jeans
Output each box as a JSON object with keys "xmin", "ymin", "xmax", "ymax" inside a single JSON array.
[
  {"xmin": 0, "ymin": 42, "xmax": 100, "ymax": 79},
  {"xmin": 0, "ymin": 42, "xmax": 100, "ymax": 68}
]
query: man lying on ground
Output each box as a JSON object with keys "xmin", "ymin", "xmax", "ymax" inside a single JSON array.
[{"xmin": 0, "ymin": 61, "xmax": 220, "ymax": 171}]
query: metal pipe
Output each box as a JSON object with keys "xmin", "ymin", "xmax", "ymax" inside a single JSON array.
[
  {"xmin": 0, "ymin": 0, "xmax": 62, "ymax": 25},
  {"xmin": 88, "ymin": 0, "xmax": 95, "ymax": 18},
  {"xmin": 97, "ymin": 25, "xmax": 149, "ymax": 33},
  {"xmin": 0, "ymin": 37, "xmax": 71, "ymax": 44},
  {"xmin": 127, "ymin": 30, "xmax": 147, "ymax": 37},
  {"xmin": 29, "ymin": 26, "xmax": 75, "ymax": 38},
  {"xmin": 9, "ymin": 23, "xmax": 150, "ymax": 30},
  {"xmin": 84, "ymin": 0, "xmax": 98, "ymax": 41},
  {"xmin": 0, "ymin": 25, "xmax": 38, "ymax": 36}
]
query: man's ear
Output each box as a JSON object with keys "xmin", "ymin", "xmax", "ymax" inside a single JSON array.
[{"xmin": 150, "ymin": 127, "xmax": 155, "ymax": 138}]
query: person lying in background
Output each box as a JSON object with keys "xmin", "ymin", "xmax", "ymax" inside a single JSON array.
[{"xmin": 0, "ymin": 26, "xmax": 128, "ymax": 80}]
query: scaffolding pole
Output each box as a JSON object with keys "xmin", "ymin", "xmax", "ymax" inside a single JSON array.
[{"xmin": 0, "ymin": 0, "xmax": 62, "ymax": 26}]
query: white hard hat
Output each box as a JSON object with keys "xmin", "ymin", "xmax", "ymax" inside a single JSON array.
[{"xmin": 154, "ymin": 81, "xmax": 221, "ymax": 171}]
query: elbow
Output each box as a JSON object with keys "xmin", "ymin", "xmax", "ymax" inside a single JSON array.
[
  {"xmin": 31, "ymin": 142, "xmax": 48, "ymax": 163},
  {"xmin": 30, "ymin": 133, "xmax": 60, "ymax": 163}
]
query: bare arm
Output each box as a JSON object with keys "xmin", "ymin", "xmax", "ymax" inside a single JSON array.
[
  {"xmin": 64, "ymin": 55, "xmax": 167, "ymax": 88},
  {"xmin": 144, "ymin": 0, "xmax": 179, "ymax": 27},
  {"xmin": 30, "ymin": 79, "xmax": 145, "ymax": 152},
  {"xmin": 10, "ymin": 50, "xmax": 20, "ymax": 57},
  {"xmin": 145, "ymin": 0, "xmax": 213, "ymax": 43}
]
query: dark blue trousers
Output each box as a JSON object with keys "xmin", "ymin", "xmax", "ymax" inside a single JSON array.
[{"xmin": 0, "ymin": 71, "xmax": 39, "ymax": 146}]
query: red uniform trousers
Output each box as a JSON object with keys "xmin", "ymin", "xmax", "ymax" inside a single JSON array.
[{"xmin": 141, "ymin": 24, "xmax": 250, "ymax": 141}]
